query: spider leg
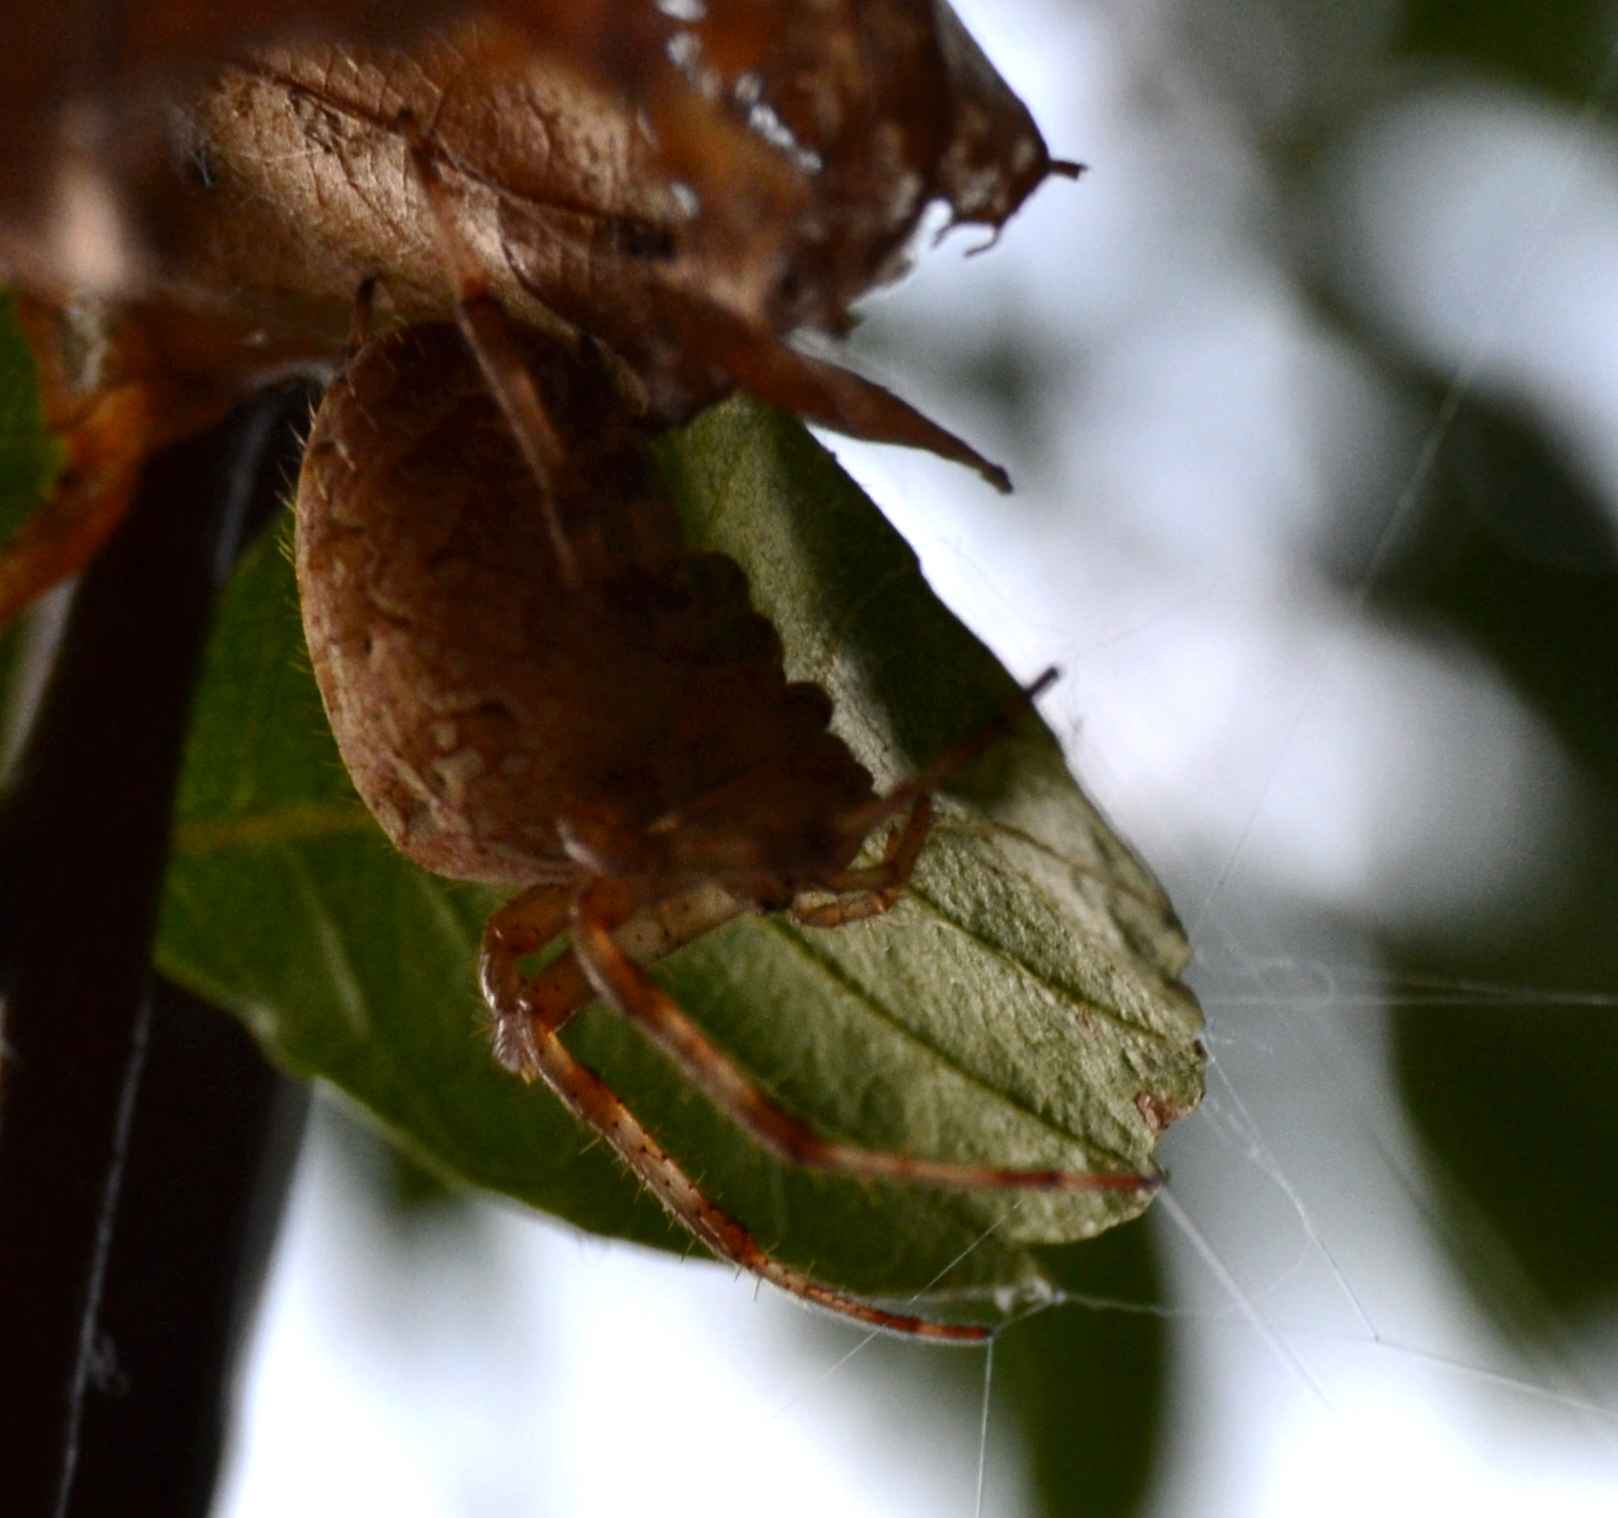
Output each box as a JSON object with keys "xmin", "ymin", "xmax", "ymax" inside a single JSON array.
[
  {"xmin": 832, "ymin": 666, "xmax": 1060, "ymax": 844},
  {"xmin": 514, "ymin": 1014, "xmax": 989, "ymax": 1342},
  {"xmin": 481, "ymin": 877, "xmax": 750, "ymax": 1077},
  {"xmin": 480, "ymin": 882, "xmax": 578, "ymax": 1077},
  {"xmin": 570, "ymin": 877, "xmax": 1158, "ymax": 1195},
  {"xmin": 402, "ymin": 121, "xmax": 581, "ymax": 589},
  {"xmin": 794, "ymin": 667, "xmax": 1057, "ymax": 926},
  {"xmin": 792, "ymin": 794, "xmax": 934, "ymax": 928},
  {"xmin": 484, "ymin": 882, "xmax": 991, "ymax": 1335}
]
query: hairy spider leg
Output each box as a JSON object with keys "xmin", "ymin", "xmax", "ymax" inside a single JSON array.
[
  {"xmin": 481, "ymin": 877, "xmax": 747, "ymax": 1076},
  {"xmin": 523, "ymin": 1011, "xmax": 991, "ymax": 1342},
  {"xmin": 567, "ymin": 876, "xmax": 1156, "ymax": 1195},
  {"xmin": 830, "ymin": 665, "xmax": 1061, "ymax": 848},
  {"xmin": 479, "ymin": 883, "xmax": 988, "ymax": 1341},
  {"xmin": 793, "ymin": 665, "xmax": 1058, "ymax": 928},
  {"xmin": 480, "ymin": 880, "xmax": 581, "ymax": 1076}
]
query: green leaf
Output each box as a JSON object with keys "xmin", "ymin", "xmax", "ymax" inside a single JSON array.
[
  {"xmin": 0, "ymin": 289, "xmax": 64, "ymax": 553},
  {"xmin": 157, "ymin": 397, "xmax": 1204, "ymax": 1317},
  {"xmin": 0, "ymin": 288, "xmax": 64, "ymax": 714}
]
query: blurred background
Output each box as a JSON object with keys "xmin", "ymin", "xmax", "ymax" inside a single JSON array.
[{"xmin": 215, "ymin": 1, "xmax": 1618, "ymax": 1513}]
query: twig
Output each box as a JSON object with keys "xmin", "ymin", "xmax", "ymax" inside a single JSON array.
[{"xmin": 0, "ymin": 381, "xmax": 315, "ymax": 1518}]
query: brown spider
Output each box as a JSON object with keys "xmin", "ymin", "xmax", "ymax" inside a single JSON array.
[{"xmin": 292, "ymin": 149, "xmax": 1157, "ymax": 1342}]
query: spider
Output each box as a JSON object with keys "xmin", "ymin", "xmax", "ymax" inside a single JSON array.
[{"xmin": 291, "ymin": 145, "xmax": 1157, "ymax": 1342}]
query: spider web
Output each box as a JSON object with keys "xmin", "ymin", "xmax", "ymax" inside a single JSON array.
[
  {"xmin": 760, "ymin": 0, "xmax": 1618, "ymax": 1507},
  {"xmin": 893, "ymin": 3, "xmax": 1618, "ymax": 1511}
]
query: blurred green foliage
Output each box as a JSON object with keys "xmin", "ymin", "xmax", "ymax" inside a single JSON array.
[
  {"xmin": 1401, "ymin": 0, "xmax": 1614, "ymax": 99},
  {"xmin": 920, "ymin": 3, "xmax": 1618, "ymax": 1508},
  {"xmin": 0, "ymin": 290, "xmax": 62, "ymax": 551},
  {"xmin": 0, "ymin": 291, "xmax": 60, "ymax": 703},
  {"xmin": 1378, "ymin": 397, "xmax": 1618, "ymax": 1338}
]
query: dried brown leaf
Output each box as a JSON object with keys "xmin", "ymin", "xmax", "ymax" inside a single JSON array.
[{"xmin": 2, "ymin": 2, "xmax": 1077, "ymax": 614}]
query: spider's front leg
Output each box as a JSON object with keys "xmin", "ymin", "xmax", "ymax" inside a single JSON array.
[
  {"xmin": 511, "ymin": 990, "xmax": 992, "ymax": 1343},
  {"xmin": 569, "ymin": 876, "xmax": 1158, "ymax": 1196},
  {"xmin": 480, "ymin": 877, "xmax": 989, "ymax": 1341}
]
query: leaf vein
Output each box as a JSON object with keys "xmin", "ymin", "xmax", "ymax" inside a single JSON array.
[{"xmin": 761, "ymin": 914, "xmax": 1138, "ymax": 1171}]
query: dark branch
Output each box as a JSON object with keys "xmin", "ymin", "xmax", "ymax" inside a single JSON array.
[{"xmin": 0, "ymin": 381, "xmax": 315, "ymax": 1518}]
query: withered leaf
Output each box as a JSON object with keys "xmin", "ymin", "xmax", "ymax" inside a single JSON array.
[
  {"xmin": 171, "ymin": 3, "xmax": 1069, "ymax": 471},
  {"xmin": 11, "ymin": 3, "xmax": 1071, "ymax": 445},
  {"xmin": 2, "ymin": 2, "xmax": 1074, "ymax": 617}
]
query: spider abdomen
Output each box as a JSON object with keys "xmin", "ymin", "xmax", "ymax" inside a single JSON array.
[{"xmin": 294, "ymin": 323, "xmax": 874, "ymax": 888}]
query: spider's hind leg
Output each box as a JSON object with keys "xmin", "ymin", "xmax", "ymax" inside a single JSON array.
[
  {"xmin": 569, "ymin": 875, "xmax": 1155, "ymax": 1196},
  {"xmin": 482, "ymin": 876, "xmax": 991, "ymax": 1340},
  {"xmin": 513, "ymin": 1003, "xmax": 991, "ymax": 1342},
  {"xmin": 480, "ymin": 874, "xmax": 751, "ymax": 1078},
  {"xmin": 480, "ymin": 881, "xmax": 580, "ymax": 1078}
]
